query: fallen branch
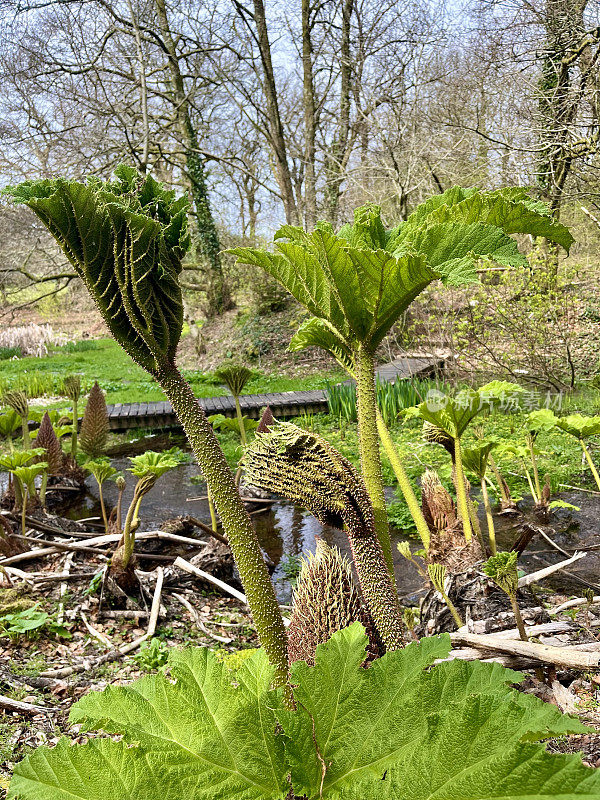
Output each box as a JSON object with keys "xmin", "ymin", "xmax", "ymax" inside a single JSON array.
[
  {"xmin": 39, "ymin": 568, "xmax": 165, "ymax": 679},
  {"xmin": 80, "ymin": 611, "xmax": 113, "ymax": 648},
  {"xmin": 550, "ymin": 595, "xmax": 600, "ymax": 615},
  {"xmin": 517, "ymin": 551, "xmax": 587, "ymax": 588},
  {"xmin": 185, "ymin": 516, "xmax": 228, "ymax": 546},
  {"xmin": 172, "ymin": 592, "xmax": 232, "ymax": 644},
  {"xmin": 173, "ymin": 557, "xmax": 246, "ymax": 603},
  {"xmin": 173, "ymin": 557, "xmax": 290, "ymax": 627},
  {"xmin": 450, "ymin": 631, "xmax": 600, "ymax": 669},
  {"xmin": 0, "ymin": 693, "xmax": 55, "ymax": 715}
]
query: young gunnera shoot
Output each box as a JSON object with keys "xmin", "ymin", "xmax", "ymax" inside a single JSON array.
[{"xmin": 5, "ymin": 167, "xmax": 289, "ymax": 686}]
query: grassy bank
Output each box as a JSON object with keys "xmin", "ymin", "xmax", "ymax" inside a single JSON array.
[{"xmin": 0, "ymin": 338, "xmax": 345, "ymax": 404}]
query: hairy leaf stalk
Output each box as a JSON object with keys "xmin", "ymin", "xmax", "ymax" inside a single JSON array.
[
  {"xmin": 375, "ymin": 409, "xmax": 430, "ymax": 552},
  {"xmin": 122, "ymin": 473, "xmax": 156, "ymax": 568},
  {"xmin": 244, "ymin": 421, "xmax": 405, "ymax": 650},
  {"xmin": 581, "ymin": 440, "xmax": 600, "ymax": 492},
  {"xmin": 480, "ymin": 478, "xmax": 496, "ymax": 555},
  {"xmin": 355, "ymin": 345, "xmax": 394, "ymax": 578},
  {"xmin": 453, "ymin": 437, "xmax": 472, "ymax": 542},
  {"xmin": 157, "ymin": 365, "xmax": 289, "ymax": 684}
]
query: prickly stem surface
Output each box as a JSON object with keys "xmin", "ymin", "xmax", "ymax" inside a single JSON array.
[
  {"xmin": 453, "ymin": 436, "xmax": 472, "ymax": 542},
  {"xmin": 376, "ymin": 409, "xmax": 430, "ymax": 552},
  {"xmin": 157, "ymin": 364, "xmax": 289, "ymax": 685},
  {"xmin": 355, "ymin": 345, "xmax": 394, "ymax": 578},
  {"xmin": 244, "ymin": 422, "xmax": 405, "ymax": 651}
]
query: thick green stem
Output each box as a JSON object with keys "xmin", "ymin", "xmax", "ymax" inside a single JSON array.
[
  {"xmin": 13, "ymin": 477, "xmax": 22, "ymax": 511},
  {"xmin": 98, "ymin": 482, "xmax": 109, "ymax": 534},
  {"xmin": 234, "ymin": 396, "xmax": 247, "ymax": 446},
  {"xmin": 21, "ymin": 486, "xmax": 28, "ymax": 537},
  {"xmin": 581, "ymin": 440, "xmax": 600, "ymax": 492},
  {"xmin": 488, "ymin": 454, "xmax": 510, "ymax": 506},
  {"xmin": 355, "ymin": 346, "xmax": 394, "ymax": 578},
  {"xmin": 481, "ymin": 478, "xmax": 496, "ymax": 555},
  {"xmin": 527, "ymin": 434, "xmax": 542, "ymax": 503},
  {"xmin": 524, "ymin": 463, "xmax": 538, "ymax": 504},
  {"xmin": 156, "ymin": 364, "xmax": 289, "ymax": 686},
  {"xmin": 345, "ymin": 518, "xmax": 405, "ymax": 650},
  {"xmin": 71, "ymin": 398, "xmax": 78, "ymax": 458},
  {"xmin": 510, "ymin": 594, "xmax": 528, "ymax": 641},
  {"xmin": 121, "ymin": 493, "xmax": 139, "ymax": 569},
  {"xmin": 467, "ymin": 491, "xmax": 486, "ymax": 554},
  {"xmin": 376, "ymin": 409, "xmax": 430, "ymax": 552},
  {"xmin": 453, "ymin": 437, "xmax": 472, "ymax": 542},
  {"xmin": 116, "ymin": 487, "xmax": 124, "ymax": 533}
]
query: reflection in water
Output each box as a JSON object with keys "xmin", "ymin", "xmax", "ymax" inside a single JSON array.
[
  {"xmin": 71, "ymin": 461, "xmax": 423, "ymax": 603},
  {"xmin": 48, "ymin": 463, "xmax": 600, "ymax": 602}
]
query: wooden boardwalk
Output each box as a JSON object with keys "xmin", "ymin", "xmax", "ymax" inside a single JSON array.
[{"xmin": 106, "ymin": 355, "xmax": 443, "ymax": 432}]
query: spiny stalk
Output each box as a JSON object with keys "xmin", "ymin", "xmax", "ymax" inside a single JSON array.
[{"xmin": 244, "ymin": 419, "xmax": 405, "ymax": 651}]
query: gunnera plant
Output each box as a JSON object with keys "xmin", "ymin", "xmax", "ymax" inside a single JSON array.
[
  {"xmin": 34, "ymin": 412, "xmax": 64, "ymax": 475},
  {"xmin": 287, "ymin": 539, "xmax": 375, "ymax": 665},
  {"xmin": 5, "ymin": 168, "xmax": 289, "ymax": 685},
  {"xmin": 213, "ymin": 361, "xmax": 254, "ymax": 445},
  {"xmin": 79, "ymin": 381, "xmax": 109, "ymax": 457},
  {"xmin": 244, "ymin": 418, "xmax": 405, "ymax": 651},
  {"xmin": 3, "ymin": 391, "xmax": 30, "ymax": 449},
  {"xmin": 230, "ymin": 190, "xmax": 573, "ymax": 574},
  {"xmin": 63, "ymin": 374, "xmax": 81, "ymax": 457}
]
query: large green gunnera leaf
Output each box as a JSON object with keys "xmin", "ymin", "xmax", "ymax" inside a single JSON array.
[
  {"xmin": 10, "ymin": 625, "xmax": 600, "ymax": 800},
  {"xmin": 231, "ymin": 187, "xmax": 573, "ymax": 360},
  {"xmin": 9, "ymin": 647, "xmax": 286, "ymax": 800},
  {"xmin": 4, "ymin": 166, "xmax": 189, "ymax": 374}
]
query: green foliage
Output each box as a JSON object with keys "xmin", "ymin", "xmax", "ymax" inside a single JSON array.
[
  {"xmin": 208, "ymin": 414, "xmax": 258, "ymax": 436},
  {"xmin": 0, "ymin": 605, "xmax": 70, "ymax": 641},
  {"xmin": 385, "ymin": 500, "xmax": 418, "ymax": 533},
  {"xmin": 85, "ymin": 457, "xmax": 118, "ymax": 485},
  {"xmin": 403, "ymin": 381, "xmax": 525, "ymax": 439},
  {"xmin": 5, "ymin": 166, "xmax": 190, "ymax": 374},
  {"xmin": 483, "ymin": 550, "xmax": 520, "ymax": 596},
  {"xmin": 555, "ymin": 413, "xmax": 600, "ymax": 440},
  {"xmin": 133, "ymin": 637, "xmax": 169, "ymax": 672},
  {"xmin": 0, "ymin": 409, "xmax": 20, "ymax": 440},
  {"xmin": 461, "ymin": 440, "xmax": 496, "ymax": 480},
  {"xmin": 128, "ymin": 449, "xmax": 184, "ymax": 478},
  {"xmin": 213, "ymin": 362, "xmax": 254, "ymax": 397},
  {"xmin": 0, "ymin": 449, "xmax": 44, "ymax": 472},
  {"xmin": 0, "ymin": 346, "xmax": 21, "ymax": 361},
  {"xmin": 232, "ymin": 188, "xmax": 572, "ymax": 361},
  {"xmin": 10, "ymin": 623, "xmax": 600, "ymax": 800}
]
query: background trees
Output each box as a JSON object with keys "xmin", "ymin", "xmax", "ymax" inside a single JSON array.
[{"xmin": 0, "ymin": 0, "xmax": 599, "ymax": 319}]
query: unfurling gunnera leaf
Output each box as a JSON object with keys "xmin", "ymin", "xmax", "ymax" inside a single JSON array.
[
  {"xmin": 4, "ymin": 166, "xmax": 190, "ymax": 374},
  {"xmin": 9, "ymin": 623, "xmax": 600, "ymax": 800}
]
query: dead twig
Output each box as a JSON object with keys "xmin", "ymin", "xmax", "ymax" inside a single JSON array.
[
  {"xmin": 0, "ymin": 694, "xmax": 55, "ymax": 715},
  {"xmin": 171, "ymin": 592, "xmax": 232, "ymax": 644},
  {"xmin": 517, "ymin": 551, "xmax": 587, "ymax": 588},
  {"xmin": 450, "ymin": 631, "xmax": 600, "ymax": 669}
]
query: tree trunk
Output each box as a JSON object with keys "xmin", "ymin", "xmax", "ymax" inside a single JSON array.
[
  {"xmin": 302, "ymin": 0, "xmax": 317, "ymax": 228},
  {"xmin": 250, "ymin": 0, "xmax": 299, "ymax": 224},
  {"xmin": 154, "ymin": 0, "xmax": 231, "ymax": 316},
  {"xmin": 324, "ymin": 0, "xmax": 353, "ymax": 224}
]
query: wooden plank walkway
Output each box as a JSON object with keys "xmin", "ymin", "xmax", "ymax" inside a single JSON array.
[{"xmin": 106, "ymin": 355, "xmax": 443, "ymax": 432}]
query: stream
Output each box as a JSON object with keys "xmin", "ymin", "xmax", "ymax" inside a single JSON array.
[{"xmin": 61, "ymin": 460, "xmax": 600, "ymax": 603}]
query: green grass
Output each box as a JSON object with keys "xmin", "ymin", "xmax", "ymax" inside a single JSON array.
[
  {"xmin": 0, "ymin": 338, "xmax": 345, "ymax": 405},
  {"xmin": 286, "ymin": 384, "xmax": 600, "ymax": 509}
]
